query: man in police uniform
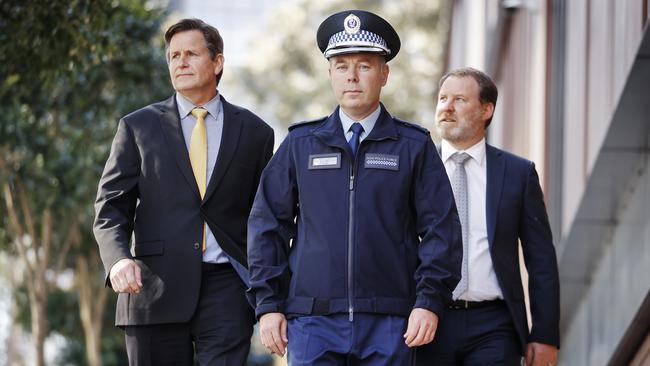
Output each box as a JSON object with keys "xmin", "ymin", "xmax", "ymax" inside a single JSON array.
[{"xmin": 248, "ymin": 10, "xmax": 462, "ymax": 365}]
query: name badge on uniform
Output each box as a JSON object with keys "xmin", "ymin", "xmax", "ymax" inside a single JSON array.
[
  {"xmin": 364, "ymin": 153, "xmax": 399, "ymax": 171},
  {"xmin": 309, "ymin": 153, "xmax": 341, "ymax": 170}
]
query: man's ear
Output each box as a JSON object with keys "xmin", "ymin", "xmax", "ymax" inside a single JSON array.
[
  {"xmin": 482, "ymin": 102, "xmax": 495, "ymax": 121},
  {"xmin": 381, "ymin": 63, "xmax": 389, "ymax": 86},
  {"xmin": 213, "ymin": 54, "xmax": 225, "ymax": 75},
  {"xmin": 327, "ymin": 57, "xmax": 336, "ymax": 80}
]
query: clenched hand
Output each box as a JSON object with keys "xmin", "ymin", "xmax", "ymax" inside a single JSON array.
[
  {"xmin": 109, "ymin": 258, "xmax": 142, "ymax": 293},
  {"xmin": 404, "ymin": 308, "xmax": 439, "ymax": 347}
]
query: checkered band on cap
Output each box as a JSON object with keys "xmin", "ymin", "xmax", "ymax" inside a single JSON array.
[{"xmin": 324, "ymin": 29, "xmax": 390, "ymax": 58}]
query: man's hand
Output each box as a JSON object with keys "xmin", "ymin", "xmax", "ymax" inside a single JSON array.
[
  {"xmin": 403, "ymin": 308, "xmax": 439, "ymax": 347},
  {"xmin": 259, "ymin": 312, "xmax": 288, "ymax": 356},
  {"xmin": 525, "ymin": 342, "xmax": 558, "ymax": 366},
  {"xmin": 109, "ymin": 258, "xmax": 142, "ymax": 294}
]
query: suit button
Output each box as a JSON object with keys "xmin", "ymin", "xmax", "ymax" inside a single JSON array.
[{"xmin": 193, "ymin": 242, "xmax": 200, "ymax": 250}]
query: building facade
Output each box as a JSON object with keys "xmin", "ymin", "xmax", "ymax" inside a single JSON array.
[{"xmin": 444, "ymin": 1, "xmax": 650, "ymax": 364}]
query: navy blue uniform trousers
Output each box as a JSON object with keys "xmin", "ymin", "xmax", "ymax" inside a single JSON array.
[
  {"xmin": 288, "ymin": 313, "xmax": 413, "ymax": 366},
  {"xmin": 416, "ymin": 301, "xmax": 521, "ymax": 365},
  {"xmin": 124, "ymin": 263, "xmax": 255, "ymax": 366}
]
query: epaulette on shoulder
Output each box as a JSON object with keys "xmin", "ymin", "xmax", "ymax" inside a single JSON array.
[
  {"xmin": 394, "ymin": 118, "xmax": 430, "ymax": 135},
  {"xmin": 288, "ymin": 116, "xmax": 327, "ymax": 131}
]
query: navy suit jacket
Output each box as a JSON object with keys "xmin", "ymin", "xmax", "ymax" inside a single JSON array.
[
  {"xmin": 94, "ymin": 94, "xmax": 273, "ymax": 326},
  {"xmin": 485, "ymin": 144, "xmax": 560, "ymax": 350}
]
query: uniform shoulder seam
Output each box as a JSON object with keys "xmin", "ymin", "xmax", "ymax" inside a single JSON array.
[
  {"xmin": 394, "ymin": 118, "xmax": 430, "ymax": 135},
  {"xmin": 288, "ymin": 116, "xmax": 327, "ymax": 131},
  {"xmin": 393, "ymin": 117, "xmax": 431, "ymax": 136}
]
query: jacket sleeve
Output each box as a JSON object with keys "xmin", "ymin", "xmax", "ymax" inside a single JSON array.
[
  {"xmin": 519, "ymin": 163, "xmax": 560, "ymax": 347},
  {"xmin": 247, "ymin": 134, "xmax": 297, "ymax": 318},
  {"xmin": 255, "ymin": 128, "xmax": 275, "ymax": 190},
  {"xmin": 93, "ymin": 118, "xmax": 140, "ymax": 285},
  {"xmin": 411, "ymin": 139, "xmax": 462, "ymax": 316}
]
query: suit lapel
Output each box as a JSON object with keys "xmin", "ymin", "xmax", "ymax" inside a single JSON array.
[
  {"xmin": 203, "ymin": 96, "xmax": 242, "ymax": 202},
  {"xmin": 158, "ymin": 95, "xmax": 201, "ymax": 198},
  {"xmin": 486, "ymin": 144, "xmax": 505, "ymax": 248}
]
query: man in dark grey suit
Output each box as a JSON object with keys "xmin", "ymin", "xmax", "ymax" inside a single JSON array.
[
  {"xmin": 416, "ymin": 67, "xmax": 559, "ymax": 366},
  {"xmin": 93, "ymin": 18, "xmax": 273, "ymax": 365}
]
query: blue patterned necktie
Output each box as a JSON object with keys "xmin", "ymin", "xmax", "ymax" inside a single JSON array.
[
  {"xmin": 348, "ymin": 122, "xmax": 364, "ymax": 155},
  {"xmin": 451, "ymin": 152, "xmax": 471, "ymax": 299}
]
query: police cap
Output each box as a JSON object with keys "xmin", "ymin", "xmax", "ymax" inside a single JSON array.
[{"xmin": 316, "ymin": 10, "xmax": 401, "ymax": 62}]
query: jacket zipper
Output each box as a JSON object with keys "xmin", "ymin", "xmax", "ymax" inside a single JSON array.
[
  {"xmin": 347, "ymin": 144, "xmax": 359, "ymax": 322},
  {"xmin": 348, "ymin": 164, "xmax": 355, "ymax": 322}
]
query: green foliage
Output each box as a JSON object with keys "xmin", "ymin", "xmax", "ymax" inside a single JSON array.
[
  {"xmin": 231, "ymin": 0, "xmax": 451, "ymax": 132},
  {"xmin": 14, "ymin": 286, "xmax": 79, "ymax": 337},
  {"xmin": 12, "ymin": 276, "xmax": 124, "ymax": 365},
  {"xmin": 0, "ymin": 0, "xmax": 170, "ymax": 215},
  {"xmin": 49, "ymin": 295, "xmax": 125, "ymax": 366},
  {"xmin": 11, "ymin": 285, "xmax": 30, "ymax": 327},
  {"xmin": 54, "ymin": 332, "xmax": 130, "ymax": 366},
  {"xmin": 0, "ymin": 0, "xmax": 170, "ymax": 362}
]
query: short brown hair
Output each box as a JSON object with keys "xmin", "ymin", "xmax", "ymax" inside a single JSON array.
[
  {"xmin": 165, "ymin": 18, "xmax": 224, "ymax": 85},
  {"xmin": 439, "ymin": 67, "xmax": 498, "ymax": 127}
]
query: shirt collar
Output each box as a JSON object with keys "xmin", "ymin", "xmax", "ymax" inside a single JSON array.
[
  {"xmin": 176, "ymin": 92, "xmax": 221, "ymax": 119},
  {"xmin": 440, "ymin": 138, "xmax": 486, "ymax": 166},
  {"xmin": 339, "ymin": 105, "xmax": 381, "ymax": 136}
]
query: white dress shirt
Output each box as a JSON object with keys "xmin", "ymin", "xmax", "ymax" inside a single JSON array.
[
  {"xmin": 176, "ymin": 92, "xmax": 228, "ymax": 264},
  {"xmin": 440, "ymin": 138, "xmax": 503, "ymax": 301}
]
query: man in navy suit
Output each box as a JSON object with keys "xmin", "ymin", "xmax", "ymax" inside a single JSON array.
[
  {"xmin": 416, "ymin": 67, "xmax": 559, "ymax": 366},
  {"xmin": 94, "ymin": 18, "xmax": 273, "ymax": 365}
]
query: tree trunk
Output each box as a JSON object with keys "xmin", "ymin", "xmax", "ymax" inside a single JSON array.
[
  {"xmin": 3, "ymin": 182, "xmax": 52, "ymax": 366},
  {"xmin": 77, "ymin": 252, "xmax": 108, "ymax": 366},
  {"xmin": 3, "ymin": 261, "xmax": 27, "ymax": 366},
  {"xmin": 30, "ymin": 295, "xmax": 47, "ymax": 366}
]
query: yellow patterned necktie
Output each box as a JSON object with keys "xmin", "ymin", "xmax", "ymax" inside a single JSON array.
[{"xmin": 189, "ymin": 107, "xmax": 208, "ymax": 251}]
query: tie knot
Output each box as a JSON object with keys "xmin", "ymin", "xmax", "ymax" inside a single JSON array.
[
  {"xmin": 350, "ymin": 122, "xmax": 364, "ymax": 135},
  {"xmin": 191, "ymin": 107, "xmax": 208, "ymax": 120},
  {"xmin": 451, "ymin": 152, "xmax": 471, "ymax": 165}
]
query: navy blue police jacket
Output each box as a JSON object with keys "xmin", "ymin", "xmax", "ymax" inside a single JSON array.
[{"xmin": 248, "ymin": 105, "xmax": 462, "ymax": 320}]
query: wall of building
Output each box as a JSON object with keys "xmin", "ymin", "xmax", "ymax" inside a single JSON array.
[
  {"xmin": 561, "ymin": 0, "xmax": 645, "ymax": 236},
  {"xmin": 561, "ymin": 156, "xmax": 650, "ymax": 364},
  {"xmin": 445, "ymin": 0, "xmax": 650, "ymax": 364}
]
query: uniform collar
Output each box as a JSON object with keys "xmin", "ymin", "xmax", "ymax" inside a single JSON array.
[
  {"xmin": 339, "ymin": 105, "xmax": 381, "ymax": 137},
  {"xmin": 312, "ymin": 104, "xmax": 399, "ymax": 149}
]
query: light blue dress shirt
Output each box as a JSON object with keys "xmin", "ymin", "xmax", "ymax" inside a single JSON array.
[
  {"xmin": 176, "ymin": 92, "xmax": 228, "ymax": 264},
  {"xmin": 339, "ymin": 105, "xmax": 381, "ymax": 143}
]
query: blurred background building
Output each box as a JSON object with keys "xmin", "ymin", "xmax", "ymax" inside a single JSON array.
[
  {"xmin": 170, "ymin": 0, "xmax": 452, "ymax": 146},
  {"xmin": 445, "ymin": 0, "xmax": 650, "ymax": 364}
]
